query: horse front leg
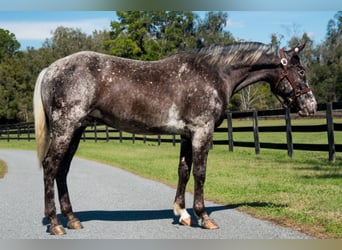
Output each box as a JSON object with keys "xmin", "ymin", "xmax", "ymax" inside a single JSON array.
[
  {"xmin": 173, "ymin": 136, "xmax": 192, "ymax": 226},
  {"xmin": 192, "ymin": 127, "xmax": 219, "ymax": 229}
]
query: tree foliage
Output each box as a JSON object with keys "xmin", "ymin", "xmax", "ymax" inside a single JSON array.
[
  {"xmin": 0, "ymin": 11, "xmax": 341, "ymax": 123},
  {"xmin": 104, "ymin": 11, "xmax": 234, "ymax": 60},
  {"xmin": 0, "ymin": 26, "xmax": 109, "ymax": 123},
  {"xmin": 0, "ymin": 29, "xmax": 20, "ymax": 61},
  {"xmin": 311, "ymin": 12, "xmax": 342, "ymax": 103}
]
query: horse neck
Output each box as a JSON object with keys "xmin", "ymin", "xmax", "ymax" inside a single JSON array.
[
  {"xmin": 228, "ymin": 61, "xmax": 281, "ymax": 94},
  {"xmin": 193, "ymin": 43, "xmax": 281, "ymax": 97}
]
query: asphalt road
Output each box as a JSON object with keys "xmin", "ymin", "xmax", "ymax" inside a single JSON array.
[{"xmin": 0, "ymin": 149, "xmax": 313, "ymax": 239}]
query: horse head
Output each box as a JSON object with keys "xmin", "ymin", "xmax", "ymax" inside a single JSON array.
[{"xmin": 272, "ymin": 42, "xmax": 317, "ymax": 116}]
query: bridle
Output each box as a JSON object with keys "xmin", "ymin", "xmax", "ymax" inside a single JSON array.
[{"xmin": 274, "ymin": 49, "xmax": 312, "ymax": 108}]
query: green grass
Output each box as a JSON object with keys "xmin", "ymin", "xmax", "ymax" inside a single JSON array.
[
  {"xmin": 0, "ymin": 159, "xmax": 7, "ymax": 178},
  {"xmin": 0, "ymin": 118, "xmax": 341, "ymax": 238}
]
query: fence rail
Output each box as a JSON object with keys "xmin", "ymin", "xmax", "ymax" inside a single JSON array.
[{"xmin": 1, "ymin": 102, "xmax": 341, "ymax": 162}]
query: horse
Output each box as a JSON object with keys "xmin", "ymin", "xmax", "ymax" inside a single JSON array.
[{"xmin": 33, "ymin": 42, "xmax": 317, "ymax": 235}]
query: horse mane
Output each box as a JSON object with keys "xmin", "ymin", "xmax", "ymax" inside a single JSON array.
[{"xmin": 189, "ymin": 42, "xmax": 278, "ymax": 67}]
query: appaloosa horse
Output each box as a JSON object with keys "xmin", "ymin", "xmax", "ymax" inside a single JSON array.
[{"xmin": 34, "ymin": 42, "xmax": 317, "ymax": 235}]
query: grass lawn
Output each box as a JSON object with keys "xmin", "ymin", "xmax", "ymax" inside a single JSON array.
[
  {"xmin": 0, "ymin": 118, "xmax": 341, "ymax": 238},
  {"xmin": 0, "ymin": 159, "xmax": 7, "ymax": 178}
]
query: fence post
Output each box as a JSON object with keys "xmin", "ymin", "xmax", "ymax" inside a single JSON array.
[
  {"xmin": 326, "ymin": 102, "xmax": 335, "ymax": 162},
  {"xmin": 285, "ymin": 107, "xmax": 293, "ymax": 158},
  {"xmin": 27, "ymin": 123, "xmax": 31, "ymax": 142},
  {"xmin": 227, "ymin": 112, "xmax": 233, "ymax": 152},
  {"xmin": 105, "ymin": 126, "xmax": 109, "ymax": 142},
  {"xmin": 132, "ymin": 134, "xmax": 135, "ymax": 144},
  {"xmin": 6, "ymin": 124, "xmax": 9, "ymax": 142},
  {"xmin": 253, "ymin": 111, "xmax": 260, "ymax": 154},
  {"xmin": 17, "ymin": 124, "xmax": 20, "ymax": 141},
  {"xmin": 94, "ymin": 122, "xmax": 98, "ymax": 143},
  {"xmin": 172, "ymin": 134, "xmax": 176, "ymax": 146},
  {"xmin": 119, "ymin": 130, "xmax": 123, "ymax": 143},
  {"xmin": 158, "ymin": 135, "xmax": 161, "ymax": 146}
]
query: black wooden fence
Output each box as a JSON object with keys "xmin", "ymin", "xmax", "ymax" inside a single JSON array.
[
  {"xmin": 0, "ymin": 102, "xmax": 341, "ymax": 162},
  {"xmin": 222, "ymin": 102, "xmax": 342, "ymax": 162}
]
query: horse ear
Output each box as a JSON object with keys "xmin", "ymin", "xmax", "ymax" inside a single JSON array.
[
  {"xmin": 284, "ymin": 41, "xmax": 306, "ymax": 56},
  {"xmin": 293, "ymin": 41, "xmax": 306, "ymax": 54},
  {"xmin": 282, "ymin": 41, "xmax": 306, "ymax": 65}
]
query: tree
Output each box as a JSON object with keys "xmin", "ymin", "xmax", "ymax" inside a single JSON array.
[
  {"xmin": 104, "ymin": 11, "xmax": 236, "ymax": 61},
  {"xmin": 0, "ymin": 29, "xmax": 22, "ymax": 122},
  {"xmin": 104, "ymin": 11, "xmax": 198, "ymax": 60},
  {"xmin": 0, "ymin": 28, "xmax": 20, "ymax": 61},
  {"xmin": 0, "ymin": 55, "xmax": 26, "ymax": 122},
  {"xmin": 270, "ymin": 33, "xmax": 284, "ymax": 48},
  {"xmin": 91, "ymin": 30, "xmax": 111, "ymax": 53},
  {"xmin": 197, "ymin": 11, "xmax": 234, "ymax": 47},
  {"xmin": 42, "ymin": 26, "xmax": 93, "ymax": 58},
  {"xmin": 310, "ymin": 12, "xmax": 342, "ymax": 103}
]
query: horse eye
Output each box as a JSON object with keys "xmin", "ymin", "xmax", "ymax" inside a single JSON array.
[{"xmin": 298, "ymin": 69, "xmax": 305, "ymax": 76}]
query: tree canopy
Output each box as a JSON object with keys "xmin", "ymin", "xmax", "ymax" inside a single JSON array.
[{"xmin": 0, "ymin": 11, "xmax": 340, "ymax": 123}]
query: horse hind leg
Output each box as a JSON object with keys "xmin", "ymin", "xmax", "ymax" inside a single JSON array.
[
  {"xmin": 43, "ymin": 139, "xmax": 68, "ymax": 235},
  {"xmin": 173, "ymin": 136, "xmax": 192, "ymax": 226},
  {"xmin": 43, "ymin": 125, "xmax": 85, "ymax": 235},
  {"xmin": 56, "ymin": 126, "xmax": 85, "ymax": 231}
]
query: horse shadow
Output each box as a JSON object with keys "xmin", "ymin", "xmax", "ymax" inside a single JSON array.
[{"xmin": 42, "ymin": 202, "xmax": 285, "ymax": 229}]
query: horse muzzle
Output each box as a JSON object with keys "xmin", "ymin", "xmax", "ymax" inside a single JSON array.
[{"xmin": 297, "ymin": 93, "xmax": 317, "ymax": 117}]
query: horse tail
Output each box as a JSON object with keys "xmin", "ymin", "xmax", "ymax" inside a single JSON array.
[{"xmin": 33, "ymin": 68, "xmax": 49, "ymax": 167}]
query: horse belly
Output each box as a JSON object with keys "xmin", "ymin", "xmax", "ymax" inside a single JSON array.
[{"xmin": 90, "ymin": 103, "xmax": 187, "ymax": 136}]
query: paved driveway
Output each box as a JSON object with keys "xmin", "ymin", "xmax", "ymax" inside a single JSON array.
[{"xmin": 0, "ymin": 149, "xmax": 312, "ymax": 239}]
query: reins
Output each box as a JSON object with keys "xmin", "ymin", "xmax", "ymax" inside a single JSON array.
[{"xmin": 274, "ymin": 49, "xmax": 311, "ymax": 108}]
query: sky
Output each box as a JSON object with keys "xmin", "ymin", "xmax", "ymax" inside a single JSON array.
[{"xmin": 0, "ymin": 11, "xmax": 338, "ymax": 50}]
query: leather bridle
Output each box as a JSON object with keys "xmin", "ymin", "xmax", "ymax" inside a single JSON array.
[{"xmin": 274, "ymin": 49, "xmax": 312, "ymax": 108}]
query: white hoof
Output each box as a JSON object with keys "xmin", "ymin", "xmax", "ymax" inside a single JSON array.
[{"xmin": 173, "ymin": 203, "xmax": 191, "ymax": 226}]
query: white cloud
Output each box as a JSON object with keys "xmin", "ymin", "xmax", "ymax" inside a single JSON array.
[
  {"xmin": 226, "ymin": 20, "xmax": 244, "ymax": 28},
  {"xmin": 0, "ymin": 18, "xmax": 111, "ymax": 40}
]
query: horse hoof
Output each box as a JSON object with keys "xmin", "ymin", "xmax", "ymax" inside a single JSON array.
[
  {"xmin": 173, "ymin": 203, "xmax": 191, "ymax": 226},
  {"xmin": 50, "ymin": 225, "xmax": 66, "ymax": 235},
  {"xmin": 67, "ymin": 219, "xmax": 83, "ymax": 230},
  {"xmin": 201, "ymin": 216, "xmax": 219, "ymax": 230},
  {"xmin": 180, "ymin": 217, "xmax": 192, "ymax": 226}
]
